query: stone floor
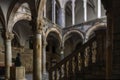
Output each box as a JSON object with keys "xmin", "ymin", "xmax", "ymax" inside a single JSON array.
[{"xmin": 26, "ymin": 74, "xmax": 32, "ymax": 80}]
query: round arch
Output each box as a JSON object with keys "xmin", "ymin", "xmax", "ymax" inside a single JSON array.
[
  {"xmin": 7, "ymin": 2, "xmax": 32, "ymax": 32},
  {"xmin": 86, "ymin": 23, "xmax": 107, "ymax": 39},
  {"xmin": 46, "ymin": 27, "xmax": 62, "ymax": 45},
  {"xmin": 63, "ymin": 29, "xmax": 84, "ymax": 43}
]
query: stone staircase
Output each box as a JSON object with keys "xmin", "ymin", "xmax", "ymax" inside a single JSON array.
[{"xmin": 48, "ymin": 29, "xmax": 107, "ymax": 80}]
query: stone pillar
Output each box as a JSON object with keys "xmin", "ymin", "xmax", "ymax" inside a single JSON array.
[
  {"xmin": 83, "ymin": 0, "xmax": 87, "ymax": 21},
  {"xmin": 57, "ymin": 7, "xmax": 65, "ymax": 28},
  {"xmin": 52, "ymin": 0, "xmax": 56, "ymax": 23},
  {"xmin": 44, "ymin": 2, "xmax": 46, "ymax": 18},
  {"xmin": 98, "ymin": 0, "xmax": 101, "ymax": 18},
  {"xmin": 33, "ymin": 23, "xmax": 43, "ymax": 80},
  {"xmin": 106, "ymin": 11, "xmax": 112, "ymax": 79},
  {"xmin": 42, "ymin": 38, "xmax": 48, "ymax": 80},
  {"xmin": 72, "ymin": 0, "xmax": 75, "ymax": 25},
  {"xmin": 5, "ymin": 32, "xmax": 14, "ymax": 80}
]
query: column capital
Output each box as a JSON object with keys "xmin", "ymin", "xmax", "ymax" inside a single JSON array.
[
  {"xmin": 72, "ymin": 0, "xmax": 76, "ymax": 3},
  {"xmin": 43, "ymin": 41, "xmax": 47, "ymax": 47},
  {"xmin": 37, "ymin": 19, "xmax": 45, "ymax": 34},
  {"xmin": 5, "ymin": 32, "xmax": 14, "ymax": 40},
  {"xmin": 52, "ymin": 0, "xmax": 56, "ymax": 4}
]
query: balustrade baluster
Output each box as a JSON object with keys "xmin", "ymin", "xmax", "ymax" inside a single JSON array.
[
  {"xmin": 54, "ymin": 69, "xmax": 57, "ymax": 80},
  {"xmin": 59, "ymin": 66, "xmax": 62, "ymax": 79},
  {"xmin": 69, "ymin": 59, "xmax": 72, "ymax": 80},
  {"xmin": 48, "ymin": 29, "xmax": 106, "ymax": 80},
  {"xmin": 64, "ymin": 62, "xmax": 67, "ymax": 79},
  {"xmin": 92, "ymin": 41, "xmax": 97, "ymax": 63}
]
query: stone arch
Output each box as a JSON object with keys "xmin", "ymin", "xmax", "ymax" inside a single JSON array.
[
  {"xmin": 12, "ymin": 19, "xmax": 33, "ymax": 48},
  {"xmin": 7, "ymin": 0, "xmax": 35, "ymax": 20},
  {"xmin": 63, "ymin": 29, "xmax": 84, "ymax": 43},
  {"xmin": 86, "ymin": 23, "xmax": 107, "ymax": 40},
  {"xmin": 37, "ymin": 0, "xmax": 47, "ymax": 18},
  {"xmin": 7, "ymin": 2, "xmax": 33, "ymax": 32},
  {"xmin": 63, "ymin": 29, "xmax": 84, "ymax": 57},
  {"xmin": 46, "ymin": 27, "xmax": 62, "ymax": 45}
]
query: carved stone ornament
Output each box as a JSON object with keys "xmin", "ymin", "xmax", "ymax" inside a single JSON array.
[
  {"xmin": 5, "ymin": 32, "xmax": 14, "ymax": 40},
  {"xmin": 37, "ymin": 19, "xmax": 45, "ymax": 34}
]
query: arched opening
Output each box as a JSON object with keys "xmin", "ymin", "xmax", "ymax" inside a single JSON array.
[
  {"xmin": 8, "ymin": 3, "xmax": 33, "ymax": 76},
  {"xmin": 64, "ymin": 30, "xmax": 84, "ymax": 57},
  {"xmin": 8, "ymin": 3, "xmax": 31, "ymax": 32},
  {"xmin": 75, "ymin": 0, "xmax": 84, "ymax": 24},
  {"xmin": 0, "ymin": 7, "xmax": 5, "ymax": 73},
  {"xmin": 46, "ymin": 0, "xmax": 52, "ymax": 20},
  {"xmin": 86, "ymin": 23, "xmax": 106, "ymax": 41},
  {"xmin": 12, "ymin": 20, "xmax": 33, "ymax": 74},
  {"xmin": 46, "ymin": 31, "xmax": 61, "ymax": 70},
  {"xmin": 65, "ymin": 1, "xmax": 72, "ymax": 27}
]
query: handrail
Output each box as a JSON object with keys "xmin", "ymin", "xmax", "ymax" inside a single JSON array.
[{"xmin": 49, "ymin": 29, "xmax": 106, "ymax": 80}]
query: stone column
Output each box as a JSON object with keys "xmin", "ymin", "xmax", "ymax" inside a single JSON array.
[
  {"xmin": 57, "ymin": 7, "xmax": 65, "ymax": 28},
  {"xmin": 72, "ymin": 0, "xmax": 75, "ymax": 25},
  {"xmin": 5, "ymin": 32, "xmax": 14, "ymax": 80},
  {"xmin": 52, "ymin": 0, "xmax": 56, "ymax": 23},
  {"xmin": 98, "ymin": 0, "xmax": 101, "ymax": 18},
  {"xmin": 33, "ymin": 21, "xmax": 43, "ymax": 80},
  {"xmin": 44, "ymin": 2, "xmax": 46, "ymax": 18},
  {"xmin": 42, "ymin": 38, "xmax": 48, "ymax": 80},
  {"xmin": 83, "ymin": 0, "xmax": 87, "ymax": 21}
]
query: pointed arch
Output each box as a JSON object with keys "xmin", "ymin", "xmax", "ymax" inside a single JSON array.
[{"xmin": 7, "ymin": 2, "xmax": 33, "ymax": 32}]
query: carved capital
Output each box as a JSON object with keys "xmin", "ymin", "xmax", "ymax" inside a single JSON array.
[
  {"xmin": 5, "ymin": 32, "xmax": 14, "ymax": 40},
  {"xmin": 37, "ymin": 19, "xmax": 45, "ymax": 34},
  {"xmin": 43, "ymin": 41, "xmax": 47, "ymax": 47}
]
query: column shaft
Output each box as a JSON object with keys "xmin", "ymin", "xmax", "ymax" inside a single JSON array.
[
  {"xmin": 72, "ymin": 0, "xmax": 75, "ymax": 25},
  {"xmin": 57, "ymin": 7, "xmax": 65, "ymax": 28},
  {"xmin": 33, "ymin": 33, "xmax": 42, "ymax": 80},
  {"xmin": 83, "ymin": 0, "xmax": 87, "ymax": 21},
  {"xmin": 5, "ymin": 39, "xmax": 12, "ymax": 80},
  {"xmin": 52, "ymin": 0, "xmax": 56, "ymax": 23},
  {"xmin": 44, "ymin": 3, "xmax": 46, "ymax": 18},
  {"xmin": 42, "ymin": 41, "xmax": 47, "ymax": 75},
  {"xmin": 98, "ymin": 0, "xmax": 101, "ymax": 18}
]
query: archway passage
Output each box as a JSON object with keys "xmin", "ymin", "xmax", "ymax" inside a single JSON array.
[
  {"xmin": 46, "ymin": 31, "xmax": 61, "ymax": 70},
  {"xmin": 12, "ymin": 20, "xmax": 33, "ymax": 73},
  {"xmin": 64, "ymin": 32, "xmax": 84, "ymax": 57}
]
